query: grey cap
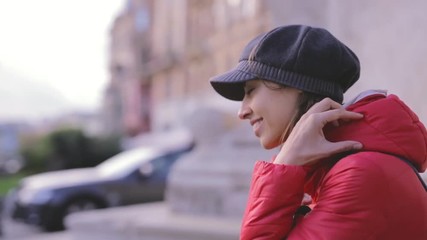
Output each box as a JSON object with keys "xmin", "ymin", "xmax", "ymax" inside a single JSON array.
[{"xmin": 210, "ymin": 25, "xmax": 360, "ymax": 103}]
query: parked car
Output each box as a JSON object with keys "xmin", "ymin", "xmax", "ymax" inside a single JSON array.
[{"xmin": 3, "ymin": 139, "xmax": 194, "ymax": 232}]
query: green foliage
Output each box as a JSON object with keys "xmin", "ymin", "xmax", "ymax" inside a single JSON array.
[
  {"xmin": 19, "ymin": 128, "xmax": 122, "ymax": 173},
  {"xmin": 20, "ymin": 133, "xmax": 52, "ymax": 173},
  {"xmin": 88, "ymin": 136, "xmax": 122, "ymax": 166},
  {"xmin": 48, "ymin": 128, "xmax": 91, "ymax": 169},
  {"xmin": 0, "ymin": 173, "xmax": 26, "ymax": 197}
]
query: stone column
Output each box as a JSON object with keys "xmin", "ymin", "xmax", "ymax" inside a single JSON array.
[{"xmin": 166, "ymin": 106, "xmax": 274, "ymax": 219}]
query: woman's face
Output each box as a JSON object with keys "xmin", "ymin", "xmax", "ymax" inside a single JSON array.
[{"xmin": 238, "ymin": 80, "xmax": 301, "ymax": 149}]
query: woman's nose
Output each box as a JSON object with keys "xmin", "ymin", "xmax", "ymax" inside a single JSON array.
[{"xmin": 238, "ymin": 105, "xmax": 251, "ymax": 120}]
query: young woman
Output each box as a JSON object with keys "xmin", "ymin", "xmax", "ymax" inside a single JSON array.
[{"xmin": 210, "ymin": 25, "xmax": 427, "ymax": 239}]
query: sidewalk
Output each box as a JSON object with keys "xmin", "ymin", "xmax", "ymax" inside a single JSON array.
[
  {"xmin": 1, "ymin": 217, "xmax": 73, "ymax": 240},
  {"xmin": 66, "ymin": 202, "xmax": 241, "ymax": 240},
  {"xmin": 2, "ymin": 202, "xmax": 242, "ymax": 240},
  {"xmin": 2, "ymin": 232, "xmax": 73, "ymax": 240}
]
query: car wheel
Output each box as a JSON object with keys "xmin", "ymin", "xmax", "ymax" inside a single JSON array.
[
  {"xmin": 64, "ymin": 199, "xmax": 98, "ymax": 215},
  {"xmin": 44, "ymin": 197, "xmax": 105, "ymax": 232}
]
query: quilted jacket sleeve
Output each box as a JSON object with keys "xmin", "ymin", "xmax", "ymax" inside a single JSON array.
[
  {"xmin": 240, "ymin": 161, "xmax": 307, "ymax": 239},
  {"xmin": 240, "ymin": 156, "xmax": 389, "ymax": 240},
  {"xmin": 286, "ymin": 155, "xmax": 388, "ymax": 240}
]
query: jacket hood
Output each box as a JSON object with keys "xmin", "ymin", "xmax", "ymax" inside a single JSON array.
[{"xmin": 326, "ymin": 91, "xmax": 427, "ymax": 172}]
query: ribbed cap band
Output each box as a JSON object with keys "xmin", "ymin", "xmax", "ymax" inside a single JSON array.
[{"xmin": 210, "ymin": 25, "xmax": 360, "ymax": 103}]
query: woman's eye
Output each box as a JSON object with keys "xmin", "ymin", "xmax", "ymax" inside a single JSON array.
[{"xmin": 245, "ymin": 88, "xmax": 254, "ymax": 95}]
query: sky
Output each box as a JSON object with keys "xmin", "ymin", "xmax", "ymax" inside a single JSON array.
[{"xmin": 0, "ymin": 0, "xmax": 124, "ymax": 122}]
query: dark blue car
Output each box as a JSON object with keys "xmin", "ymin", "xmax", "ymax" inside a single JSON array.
[{"xmin": 4, "ymin": 140, "xmax": 193, "ymax": 232}]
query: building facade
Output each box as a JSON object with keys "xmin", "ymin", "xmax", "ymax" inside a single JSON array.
[
  {"xmin": 103, "ymin": 0, "xmax": 154, "ymax": 137},
  {"xmin": 104, "ymin": 0, "xmax": 271, "ymax": 138}
]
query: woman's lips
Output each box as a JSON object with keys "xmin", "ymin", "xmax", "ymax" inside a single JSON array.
[{"xmin": 251, "ymin": 118, "xmax": 263, "ymax": 137}]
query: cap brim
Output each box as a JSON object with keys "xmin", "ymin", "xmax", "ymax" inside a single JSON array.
[{"xmin": 210, "ymin": 69, "xmax": 258, "ymax": 101}]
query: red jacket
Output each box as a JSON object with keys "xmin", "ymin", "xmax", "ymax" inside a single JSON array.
[{"xmin": 240, "ymin": 94, "xmax": 427, "ymax": 240}]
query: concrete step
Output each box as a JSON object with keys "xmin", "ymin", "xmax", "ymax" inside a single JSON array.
[{"xmin": 65, "ymin": 202, "xmax": 241, "ymax": 240}]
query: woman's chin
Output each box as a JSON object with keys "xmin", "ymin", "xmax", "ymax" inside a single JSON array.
[{"xmin": 260, "ymin": 138, "xmax": 280, "ymax": 150}]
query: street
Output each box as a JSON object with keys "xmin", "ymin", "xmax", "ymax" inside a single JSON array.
[{"xmin": 1, "ymin": 218, "xmax": 73, "ymax": 240}]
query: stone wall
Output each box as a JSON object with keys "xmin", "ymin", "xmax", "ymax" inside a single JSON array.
[
  {"xmin": 167, "ymin": 106, "xmax": 274, "ymax": 219},
  {"xmin": 267, "ymin": 0, "xmax": 427, "ymax": 122}
]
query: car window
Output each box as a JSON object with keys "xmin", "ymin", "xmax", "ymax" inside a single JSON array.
[
  {"xmin": 144, "ymin": 152, "xmax": 183, "ymax": 179},
  {"xmin": 96, "ymin": 148, "xmax": 158, "ymax": 177}
]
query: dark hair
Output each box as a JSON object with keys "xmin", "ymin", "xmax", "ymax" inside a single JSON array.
[
  {"xmin": 262, "ymin": 81, "xmax": 325, "ymax": 143},
  {"xmin": 295, "ymin": 91, "xmax": 326, "ymax": 124}
]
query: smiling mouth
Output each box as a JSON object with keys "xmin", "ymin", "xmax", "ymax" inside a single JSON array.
[
  {"xmin": 250, "ymin": 118, "xmax": 262, "ymax": 126},
  {"xmin": 251, "ymin": 119, "xmax": 262, "ymax": 136}
]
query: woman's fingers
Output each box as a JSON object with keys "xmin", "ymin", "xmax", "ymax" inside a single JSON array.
[
  {"xmin": 317, "ymin": 109, "xmax": 363, "ymax": 126},
  {"xmin": 276, "ymin": 97, "xmax": 363, "ymax": 166},
  {"xmin": 304, "ymin": 98, "xmax": 342, "ymax": 115},
  {"xmin": 328, "ymin": 140, "xmax": 363, "ymax": 155},
  {"xmin": 303, "ymin": 107, "xmax": 363, "ymax": 128}
]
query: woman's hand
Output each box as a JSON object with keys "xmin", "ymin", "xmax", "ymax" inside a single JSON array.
[{"xmin": 274, "ymin": 98, "xmax": 363, "ymax": 166}]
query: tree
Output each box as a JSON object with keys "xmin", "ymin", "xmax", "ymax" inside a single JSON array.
[{"xmin": 20, "ymin": 128, "xmax": 122, "ymax": 173}]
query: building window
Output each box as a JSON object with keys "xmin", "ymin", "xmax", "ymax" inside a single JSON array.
[
  {"xmin": 114, "ymin": 65, "xmax": 125, "ymax": 78},
  {"xmin": 135, "ymin": 8, "xmax": 150, "ymax": 32}
]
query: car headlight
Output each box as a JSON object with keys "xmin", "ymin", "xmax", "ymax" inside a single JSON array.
[{"xmin": 18, "ymin": 188, "xmax": 54, "ymax": 205}]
